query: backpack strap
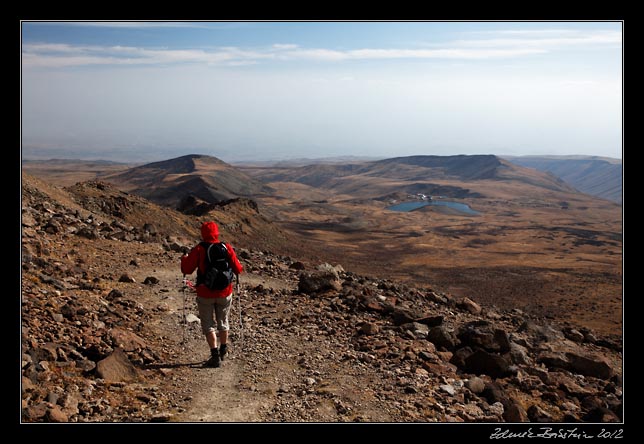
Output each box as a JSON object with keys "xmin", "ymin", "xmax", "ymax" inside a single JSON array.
[
  {"xmin": 196, "ymin": 242, "xmax": 211, "ymax": 285},
  {"xmin": 202, "ymin": 241, "xmax": 228, "ymax": 265}
]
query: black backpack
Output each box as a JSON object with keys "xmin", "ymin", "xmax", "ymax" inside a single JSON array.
[{"xmin": 198, "ymin": 242, "xmax": 235, "ymax": 290}]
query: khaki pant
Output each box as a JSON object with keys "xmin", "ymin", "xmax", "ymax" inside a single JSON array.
[{"xmin": 196, "ymin": 295, "xmax": 232, "ymax": 334}]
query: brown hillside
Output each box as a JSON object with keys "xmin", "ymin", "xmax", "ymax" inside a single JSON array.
[
  {"xmin": 23, "ymin": 172, "xmax": 290, "ymax": 257},
  {"xmin": 102, "ymin": 154, "xmax": 273, "ymax": 209},
  {"xmin": 245, "ymin": 155, "xmax": 575, "ymax": 198},
  {"xmin": 242, "ymin": 155, "xmax": 622, "ymax": 337},
  {"xmin": 21, "ymin": 171, "xmax": 622, "ymax": 423}
]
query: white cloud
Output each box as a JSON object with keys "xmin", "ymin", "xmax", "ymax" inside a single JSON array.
[
  {"xmin": 21, "ymin": 43, "xmax": 549, "ymax": 68},
  {"xmin": 272, "ymin": 43, "xmax": 299, "ymax": 50},
  {"xmin": 449, "ymin": 29, "xmax": 622, "ymax": 49},
  {"xmin": 348, "ymin": 48, "xmax": 546, "ymax": 59},
  {"xmin": 21, "ymin": 43, "xmax": 270, "ymax": 68},
  {"xmin": 21, "ymin": 28, "xmax": 621, "ymax": 69}
]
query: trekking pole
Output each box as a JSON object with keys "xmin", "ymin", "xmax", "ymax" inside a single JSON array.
[
  {"xmin": 181, "ymin": 274, "xmax": 188, "ymax": 349},
  {"xmin": 180, "ymin": 276, "xmax": 198, "ymax": 350},
  {"xmin": 236, "ymin": 273, "xmax": 244, "ymax": 352}
]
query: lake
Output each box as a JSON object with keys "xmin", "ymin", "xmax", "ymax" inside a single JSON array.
[{"xmin": 386, "ymin": 200, "xmax": 480, "ymax": 215}]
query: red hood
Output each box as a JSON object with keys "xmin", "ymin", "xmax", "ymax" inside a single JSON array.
[{"xmin": 201, "ymin": 221, "xmax": 220, "ymax": 243}]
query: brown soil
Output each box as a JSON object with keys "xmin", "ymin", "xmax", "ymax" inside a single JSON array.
[
  {"xmin": 21, "ymin": 172, "xmax": 623, "ymax": 425},
  {"xmin": 247, "ymin": 176, "xmax": 622, "ymax": 338}
]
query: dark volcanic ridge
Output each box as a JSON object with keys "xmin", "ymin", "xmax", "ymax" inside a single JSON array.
[
  {"xmin": 245, "ymin": 154, "xmax": 576, "ymax": 198},
  {"xmin": 103, "ymin": 154, "xmax": 273, "ymax": 210}
]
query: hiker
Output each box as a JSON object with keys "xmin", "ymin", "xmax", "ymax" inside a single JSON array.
[{"xmin": 181, "ymin": 221, "xmax": 244, "ymax": 368}]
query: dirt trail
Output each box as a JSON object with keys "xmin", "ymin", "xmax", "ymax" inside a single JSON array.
[
  {"xmin": 128, "ymin": 265, "xmax": 273, "ymax": 422},
  {"xmin": 22, "ymin": 245, "xmax": 624, "ymax": 424},
  {"xmin": 134, "ymin": 261, "xmax": 397, "ymax": 423},
  {"xmin": 174, "ymin": 359, "xmax": 264, "ymax": 422},
  {"xmin": 167, "ymin": 284, "xmax": 271, "ymax": 423}
]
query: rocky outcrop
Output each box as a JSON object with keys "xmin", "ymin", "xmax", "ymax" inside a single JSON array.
[
  {"xmin": 297, "ymin": 264, "xmax": 343, "ymax": 294},
  {"xmin": 96, "ymin": 348, "xmax": 140, "ymax": 382},
  {"xmin": 538, "ymin": 347, "xmax": 614, "ymax": 379}
]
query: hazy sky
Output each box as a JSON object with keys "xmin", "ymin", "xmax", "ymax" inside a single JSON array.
[{"xmin": 21, "ymin": 21, "xmax": 622, "ymax": 162}]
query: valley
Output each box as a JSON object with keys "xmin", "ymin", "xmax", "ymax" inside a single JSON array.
[
  {"xmin": 240, "ymin": 156, "xmax": 622, "ymax": 337},
  {"xmin": 20, "ymin": 153, "xmax": 623, "ymax": 424},
  {"xmin": 23, "ymin": 154, "xmax": 623, "ymax": 337}
]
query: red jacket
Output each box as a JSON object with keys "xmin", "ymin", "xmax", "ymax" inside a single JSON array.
[{"xmin": 181, "ymin": 222, "xmax": 243, "ymax": 298}]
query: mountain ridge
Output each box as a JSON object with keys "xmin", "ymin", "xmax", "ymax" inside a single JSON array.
[
  {"xmin": 246, "ymin": 154, "xmax": 577, "ymax": 197},
  {"xmin": 102, "ymin": 154, "xmax": 273, "ymax": 210},
  {"xmin": 504, "ymin": 156, "xmax": 622, "ymax": 204}
]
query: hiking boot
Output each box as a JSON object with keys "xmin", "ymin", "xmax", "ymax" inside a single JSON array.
[
  {"xmin": 219, "ymin": 344, "xmax": 228, "ymax": 361},
  {"xmin": 205, "ymin": 353, "xmax": 220, "ymax": 368}
]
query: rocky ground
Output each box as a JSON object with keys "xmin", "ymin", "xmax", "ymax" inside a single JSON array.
[{"xmin": 20, "ymin": 176, "xmax": 623, "ymax": 424}]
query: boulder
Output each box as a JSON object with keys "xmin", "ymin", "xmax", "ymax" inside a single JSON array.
[
  {"xmin": 527, "ymin": 404, "xmax": 553, "ymax": 423},
  {"xmin": 23, "ymin": 402, "xmax": 48, "ymax": 421},
  {"xmin": 360, "ymin": 322, "xmax": 380, "ymax": 335},
  {"xmin": 400, "ymin": 322, "xmax": 430, "ymax": 339},
  {"xmin": 566, "ymin": 352, "xmax": 614, "ymax": 380},
  {"xmin": 416, "ymin": 315, "xmax": 444, "ymax": 327},
  {"xmin": 463, "ymin": 349, "xmax": 516, "ymax": 379},
  {"xmin": 538, "ymin": 349, "xmax": 614, "ymax": 380},
  {"xmin": 185, "ymin": 314, "xmax": 200, "ymax": 323},
  {"xmin": 22, "ymin": 210, "xmax": 37, "ymax": 227},
  {"xmin": 426, "ymin": 291, "xmax": 449, "ymax": 304},
  {"xmin": 289, "ymin": 261, "xmax": 306, "ymax": 270},
  {"xmin": 457, "ymin": 297, "xmax": 482, "ymax": 315},
  {"xmin": 421, "ymin": 360, "xmax": 458, "ymax": 375},
  {"xmin": 109, "ymin": 328, "xmax": 147, "ymax": 352},
  {"xmin": 29, "ymin": 343, "xmax": 59, "ymax": 362},
  {"xmin": 46, "ymin": 406, "xmax": 69, "ymax": 422},
  {"xmin": 427, "ymin": 326, "xmax": 459, "ymax": 350},
  {"xmin": 418, "ymin": 350, "xmax": 439, "ymax": 362},
  {"xmin": 450, "ymin": 346, "xmax": 474, "ymax": 369},
  {"xmin": 518, "ymin": 321, "xmax": 565, "ymax": 344},
  {"xmin": 503, "ymin": 400, "xmax": 529, "ymax": 422},
  {"xmin": 316, "ymin": 263, "xmax": 344, "ymax": 275},
  {"xmin": 95, "ymin": 348, "xmax": 139, "ymax": 383},
  {"xmin": 118, "ymin": 274, "xmax": 136, "ymax": 283},
  {"xmin": 482, "ymin": 381, "xmax": 508, "ymax": 404},
  {"xmin": 548, "ymin": 372, "xmax": 594, "ymax": 398},
  {"xmin": 457, "ymin": 321, "xmax": 510, "ymax": 353},
  {"xmin": 165, "ymin": 241, "xmax": 186, "ymax": 253},
  {"xmin": 298, "ymin": 270, "xmax": 342, "ymax": 294},
  {"xmin": 564, "ymin": 328, "xmax": 585, "ymax": 343},
  {"xmin": 75, "ymin": 227, "xmax": 99, "ymax": 239},
  {"xmin": 439, "ymin": 384, "xmax": 456, "ymax": 396},
  {"xmin": 363, "ymin": 298, "xmax": 387, "ymax": 313},
  {"xmin": 465, "ymin": 376, "xmax": 486, "ymax": 394},
  {"xmin": 509, "ymin": 342, "xmax": 531, "ymax": 365},
  {"xmin": 106, "ymin": 289, "xmax": 124, "ymax": 300},
  {"xmin": 581, "ymin": 396, "xmax": 606, "ymax": 411},
  {"xmin": 391, "ymin": 307, "xmax": 419, "ymax": 326}
]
